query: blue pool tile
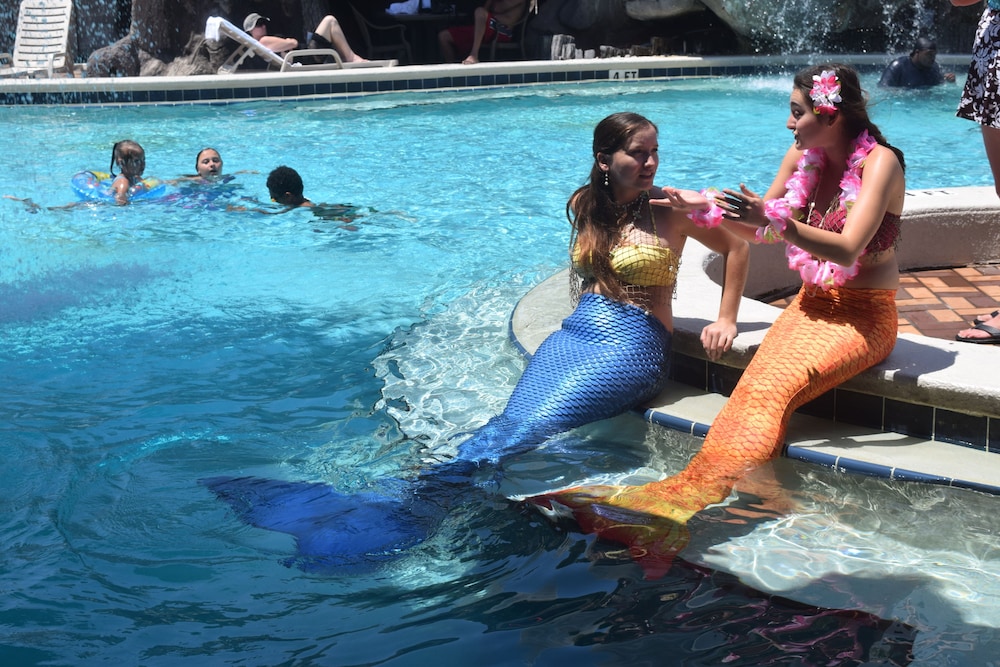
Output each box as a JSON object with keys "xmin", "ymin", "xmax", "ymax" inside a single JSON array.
[
  {"xmin": 890, "ymin": 467, "xmax": 952, "ymax": 486},
  {"xmin": 707, "ymin": 362, "xmax": 741, "ymax": 397},
  {"xmin": 836, "ymin": 456, "xmax": 894, "ymax": 479},
  {"xmin": 954, "ymin": 477, "xmax": 1000, "ymax": 495},
  {"xmin": 935, "ymin": 408, "xmax": 988, "ymax": 450},
  {"xmin": 671, "ymin": 353, "xmax": 706, "ymax": 390},
  {"xmin": 884, "ymin": 398, "xmax": 934, "ymax": 440},
  {"xmin": 798, "ymin": 390, "xmax": 836, "ymax": 420},
  {"xmin": 785, "ymin": 446, "xmax": 840, "ymax": 470},
  {"xmin": 647, "ymin": 409, "xmax": 705, "ymax": 437},
  {"xmin": 835, "ymin": 389, "xmax": 884, "ymax": 429}
]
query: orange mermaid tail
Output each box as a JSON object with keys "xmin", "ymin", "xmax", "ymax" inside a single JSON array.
[{"xmin": 527, "ymin": 287, "xmax": 898, "ymax": 579}]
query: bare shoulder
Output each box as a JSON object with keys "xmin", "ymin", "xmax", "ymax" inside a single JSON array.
[{"xmin": 863, "ymin": 144, "xmax": 905, "ymax": 183}]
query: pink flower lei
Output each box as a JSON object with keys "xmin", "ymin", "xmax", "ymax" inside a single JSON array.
[
  {"xmin": 758, "ymin": 130, "xmax": 878, "ymax": 290},
  {"xmin": 687, "ymin": 187, "xmax": 725, "ymax": 228}
]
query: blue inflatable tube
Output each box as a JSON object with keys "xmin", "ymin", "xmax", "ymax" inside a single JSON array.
[{"xmin": 71, "ymin": 170, "xmax": 168, "ymax": 203}]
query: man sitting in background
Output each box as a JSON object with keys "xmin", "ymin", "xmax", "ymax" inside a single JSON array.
[
  {"xmin": 879, "ymin": 37, "xmax": 955, "ymax": 88},
  {"xmin": 438, "ymin": 0, "xmax": 532, "ymax": 65}
]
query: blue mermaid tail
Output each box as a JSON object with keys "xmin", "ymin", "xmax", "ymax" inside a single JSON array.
[{"xmin": 203, "ymin": 293, "xmax": 672, "ymax": 570}]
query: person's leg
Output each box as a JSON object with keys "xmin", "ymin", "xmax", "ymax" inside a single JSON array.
[
  {"xmin": 956, "ymin": 124, "xmax": 1000, "ymax": 341},
  {"xmin": 438, "ymin": 26, "xmax": 459, "ymax": 62},
  {"xmin": 983, "ymin": 125, "xmax": 1000, "ymax": 199},
  {"xmin": 462, "ymin": 7, "xmax": 495, "ymax": 64},
  {"xmin": 312, "ymin": 15, "xmax": 367, "ymax": 62}
]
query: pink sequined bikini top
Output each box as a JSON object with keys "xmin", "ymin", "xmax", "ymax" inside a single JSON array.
[{"xmin": 808, "ymin": 205, "xmax": 901, "ymax": 254}]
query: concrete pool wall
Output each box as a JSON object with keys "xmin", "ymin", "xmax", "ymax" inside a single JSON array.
[{"xmin": 0, "ymin": 53, "xmax": 974, "ymax": 106}]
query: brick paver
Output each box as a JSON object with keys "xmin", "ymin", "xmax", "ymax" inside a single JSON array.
[{"xmin": 767, "ymin": 265, "xmax": 1000, "ymax": 342}]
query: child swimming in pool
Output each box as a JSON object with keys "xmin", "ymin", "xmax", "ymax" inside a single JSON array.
[
  {"xmin": 172, "ymin": 147, "xmax": 256, "ymax": 184},
  {"xmin": 5, "ymin": 139, "xmax": 156, "ymax": 210},
  {"xmin": 228, "ymin": 165, "xmax": 364, "ymax": 229},
  {"xmin": 109, "ymin": 140, "xmax": 147, "ymax": 205}
]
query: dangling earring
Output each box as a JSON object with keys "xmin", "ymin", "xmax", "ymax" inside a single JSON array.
[{"xmin": 603, "ymin": 171, "xmax": 609, "ymax": 187}]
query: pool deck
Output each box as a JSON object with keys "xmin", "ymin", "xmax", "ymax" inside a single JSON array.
[{"xmin": 511, "ymin": 187, "xmax": 1000, "ymax": 497}]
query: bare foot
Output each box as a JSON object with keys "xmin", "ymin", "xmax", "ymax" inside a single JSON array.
[
  {"xmin": 347, "ymin": 55, "xmax": 369, "ymax": 63},
  {"xmin": 974, "ymin": 309, "xmax": 1000, "ymax": 324},
  {"xmin": 462, "ymin": 55, "xmax": 479, "ymax": 65}
]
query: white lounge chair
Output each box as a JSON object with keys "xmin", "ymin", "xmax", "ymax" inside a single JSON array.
[
  {"xmin": 205, "ymin": 17, "xmax": 397, "ymax": 74},
  {"xmin": 0, "ymin": 0, "xmax": 76, "ymax": 78}
]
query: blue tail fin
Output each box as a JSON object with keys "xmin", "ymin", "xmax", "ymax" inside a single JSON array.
[{"xmin": 201, "ymin": 476, "xmax": 436, "ymax": 572}]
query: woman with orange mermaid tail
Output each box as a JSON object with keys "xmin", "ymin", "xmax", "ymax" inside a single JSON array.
[{"xmin": 528, "ymin": 64, "xmax": 906, "ymax": 578}]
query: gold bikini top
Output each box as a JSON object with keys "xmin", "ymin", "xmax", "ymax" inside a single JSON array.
[{"xmin": 572, "ymin": 206, "xmax": 680, "ymax": 288}]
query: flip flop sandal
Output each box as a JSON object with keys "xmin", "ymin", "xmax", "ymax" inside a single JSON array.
[
  {"xmin": 972, "ymin": 309, "xmax": 1000, "ymax": 325},
  {"xmin": 955, "ymin": 322, "xmax": 1000, "ymax": 343}
]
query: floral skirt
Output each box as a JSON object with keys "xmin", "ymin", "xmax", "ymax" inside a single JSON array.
[{"xmin": 958, "ymin": 9, "xmax": 1000, "ymax": 129}]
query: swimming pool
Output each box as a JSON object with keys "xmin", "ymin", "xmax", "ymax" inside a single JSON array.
[{"xmin": 1, "ymin": 75, "xmax": 997, "ymax": 665}]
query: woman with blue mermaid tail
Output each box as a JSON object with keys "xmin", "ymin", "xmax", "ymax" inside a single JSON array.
[
  {"xmin": 527, "ymin": 65, "xmax": 906, "ymax": 578},
  {"xmin": 203, "ymin": 112, "xmax": 750, "ymax": 571}
]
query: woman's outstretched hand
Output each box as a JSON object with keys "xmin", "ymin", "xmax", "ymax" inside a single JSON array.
[
  {"xmin": 719, "ymin": 184, "xmax": 766, "ymax": 227},
  {"xmin": 650, "ymin": 186, "xmax": 707, "ymax": 211}
]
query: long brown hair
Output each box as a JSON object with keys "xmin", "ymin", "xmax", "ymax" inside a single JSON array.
[
  {"xmin": 568, "ymin": 112, "xmax": 657, "ymax": 300},
  {"xmin": 792, "ymin": 64, "xmax": 906, "ymax": 171}
]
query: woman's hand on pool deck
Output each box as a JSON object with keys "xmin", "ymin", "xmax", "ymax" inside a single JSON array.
[
  {"xmin": 700, "ymin": 318, "xmax": 738, "ymax": 361},
  {"xmin": 650, "ymin": 186, "xmax": 707, "ymax": 211}
]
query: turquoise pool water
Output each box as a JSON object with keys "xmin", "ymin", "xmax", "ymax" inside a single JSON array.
[{"xmin": 1, "ymin": 75, "xmax": 997, "ymax": 665}]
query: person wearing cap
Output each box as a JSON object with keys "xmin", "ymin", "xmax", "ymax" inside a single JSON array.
[
  {"xmin": 243, "ymin": 12, "xmax": 367, "ymax": 63},
  {"xmin": 878, "ymin": 37, "xmax": 956, "ymax": 87}
]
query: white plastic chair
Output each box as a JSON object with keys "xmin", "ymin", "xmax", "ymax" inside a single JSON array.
[{"xmin": 0, "ymin": 0, "xmax": 77, "ymax": 78}]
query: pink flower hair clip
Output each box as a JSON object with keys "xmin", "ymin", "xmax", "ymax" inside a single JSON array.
[{"xmin": 810, "ymin": 70, "xmax": 841, "ymax": 115}]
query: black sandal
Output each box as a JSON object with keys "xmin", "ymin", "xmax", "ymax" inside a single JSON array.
[
  {"xmin": 972, "ymin": 309, "xmax": 1000, "ymax": 325},
  {"xmin": 955, "ymin": 322, "xmax": 1000, "ymax": 344}
]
